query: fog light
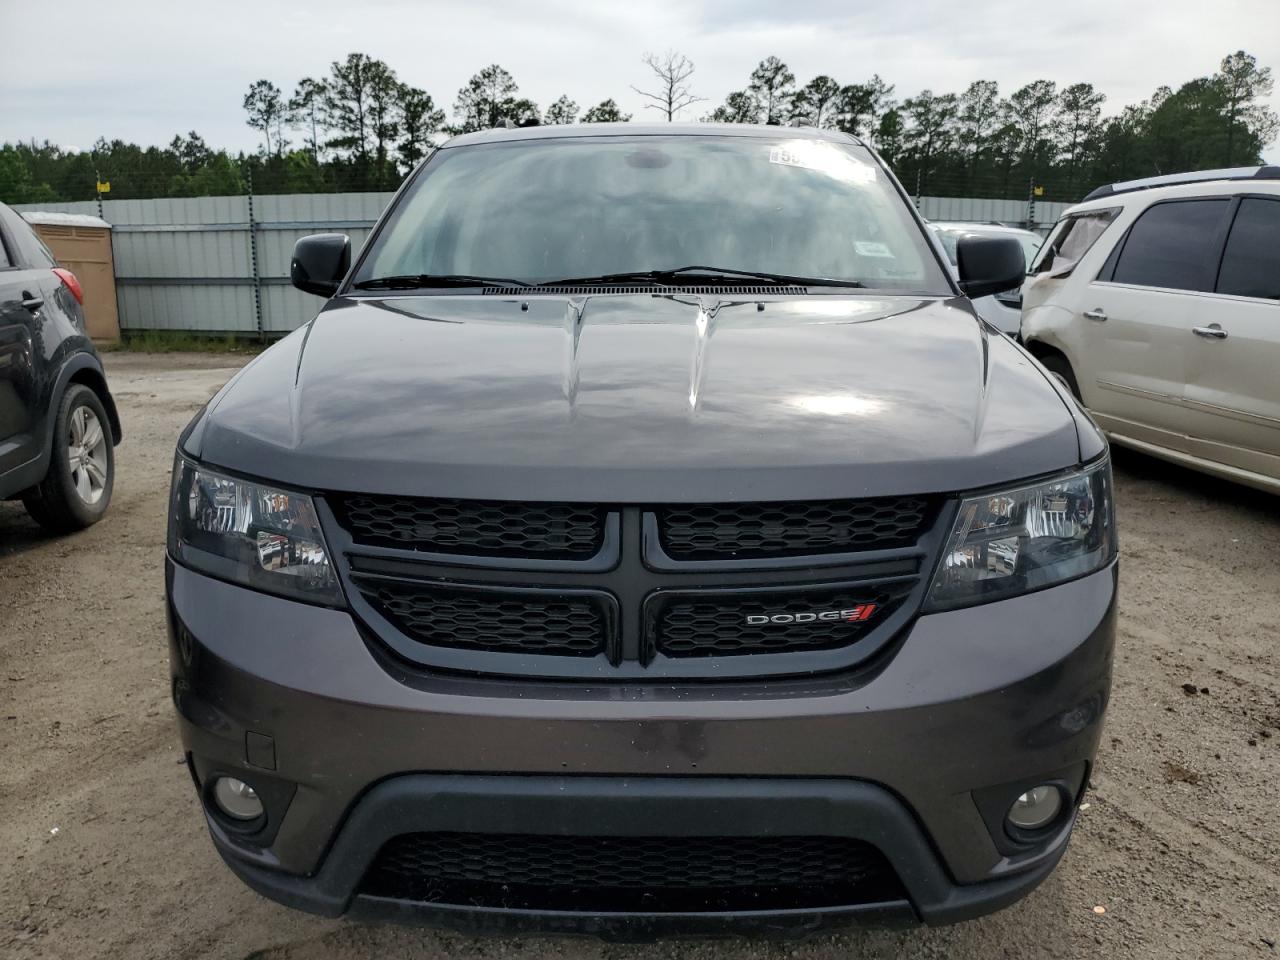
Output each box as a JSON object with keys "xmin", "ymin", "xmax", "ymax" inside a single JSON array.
[
  {"xmin": 1006, "ymin": 784, "xmax": 1063, "ymax": 831},
  {"xmin": 212, "ymin": 776, "xmax": 264, "ymax": 821}
]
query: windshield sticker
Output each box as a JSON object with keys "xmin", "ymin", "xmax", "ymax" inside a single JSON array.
[
  {"xmin": 769, "ymin": 142, "xmax": 877, "ymax": 184},
  {"xmin": 769, "ymin": 145, "xmax": 811, "ymax": 168},
  {"xmin": 853, "ymin": 241, "xmax": 895, "ymax": 258}
]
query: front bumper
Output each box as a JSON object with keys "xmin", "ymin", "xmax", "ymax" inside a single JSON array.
[
  {"xmin": 213, "ymin": 774, "xmax": 1073, "ymax": 938},
  {"xmin": 167, "ymin": 558, "xmax": 1117, "ymax": 934}
]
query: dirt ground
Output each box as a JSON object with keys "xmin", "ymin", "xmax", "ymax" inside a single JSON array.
[{"xmin": 2, "ymin": 351, "xmax": 1278, "ymax": 960}]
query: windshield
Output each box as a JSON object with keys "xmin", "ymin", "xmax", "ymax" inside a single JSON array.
[
  {"xmin": 354, "ymin": 135, "xmax": 949, "ymax": 292},
  {"xmin": 1013, "ymin": 232, "xmax": 1043, "ymax": 264},
  {"xmin": 1029, "ymin": 209, "xmax": 1118, "ymax": 275}
]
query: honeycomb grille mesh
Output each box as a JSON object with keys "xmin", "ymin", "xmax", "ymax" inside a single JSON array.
[
  {"xmin": 658, "ymin": 497, "xmax": 934, "ymax": 559},
  {"xmin": 358, "ymin": 579, "xmax": 606, "ymax": 657},
  {"xmin": 361, "ymin": 832, "xmax": 904, "ymax": 911},
  {"xmin": 335, "ymin": 495, "xmax": 604, "ymax": 558},
  {"xmin": 654, "ymin": 586, "xmax": 907, "ymax": 658}
]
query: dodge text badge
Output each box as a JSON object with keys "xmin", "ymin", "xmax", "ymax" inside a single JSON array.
[{"xmin": 746, "ymin": 604, "xmax": 878, "ymax": 626}]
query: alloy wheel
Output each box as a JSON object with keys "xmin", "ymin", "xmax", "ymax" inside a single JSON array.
[{"xmin": 68, "ymin": 405, "xmax": 110, "ymax": 505}]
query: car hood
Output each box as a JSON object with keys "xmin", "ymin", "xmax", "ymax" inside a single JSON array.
[{"xmin": 189, "ymin": 293, "xmax": 1083, "ymax": 501}]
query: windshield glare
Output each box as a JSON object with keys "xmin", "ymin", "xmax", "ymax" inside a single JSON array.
[{"xmin": 356, "ymin": 136, "xmax": 948, "ymax": 291}]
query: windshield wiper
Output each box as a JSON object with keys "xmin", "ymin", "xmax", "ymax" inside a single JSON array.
[
  {"xmin": 540, "ymin": 265, "xmax": 863, "ymax": 288},
  {"xmin": 351, "ymin": 274, "xmax": 533, "ymax": 291}
]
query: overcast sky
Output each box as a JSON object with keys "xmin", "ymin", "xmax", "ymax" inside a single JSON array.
[{"xmin": 1, "ymin": 0, "xmax": 1277, "ymax": 158}]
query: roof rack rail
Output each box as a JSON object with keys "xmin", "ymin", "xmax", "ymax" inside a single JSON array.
[{"xmin": 1082, "ymin": 165, "xmax": 1280, "ymax": 202}]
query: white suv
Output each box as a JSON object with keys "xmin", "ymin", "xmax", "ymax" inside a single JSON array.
[{"xmin": 1021, "ymin": 166, "xmax": 1280, "ymax": 493}]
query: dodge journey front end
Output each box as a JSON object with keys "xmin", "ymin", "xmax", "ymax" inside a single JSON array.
[{"xmin": 167, "ymin": 123, "xmax": 1117, "ymax": 938}]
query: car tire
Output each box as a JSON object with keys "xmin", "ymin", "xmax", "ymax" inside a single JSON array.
[
  {"xmin": 1039, "ymin": 354, "xmax": 1082, "ymax": 402},
  {"xmin": 22, "ymin": 384, "xmax": 115, "ymax": 533}
]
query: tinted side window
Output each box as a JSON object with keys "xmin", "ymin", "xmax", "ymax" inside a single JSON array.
[
  {"xmin": 0, "ymin": 208, "xmax": 57, "ymax": 268},
  {"xmin": 1217, "ymin": 197, "xmax": 1280, "ymax": 299},
  {"xmin": 30, "ymin": 233, "xmax": 57, "ymax": 268},
  {"xmin": 0, "ymin": 207, "xmax": 30, "ymax": 267},
  {"xmin": 1111, "ymin": 199, "xmax": 1229, "ymax": 292},
  {"xmin": 0, "ymin": 206, "xmax": 18, "ymax": 268}
]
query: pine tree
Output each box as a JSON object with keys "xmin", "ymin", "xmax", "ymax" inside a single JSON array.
[
  {"xmin": 582, "ymin": 99, "xmax": 632, "ymax": 123},
  {"xmin": 544, "ymin": 96, "xmax": 580, "ymax": 125},
  {"xmin": 243, "ymin": 80, "xmax": 288, "ymax": 156},
  {"xmin": 398, "ymin": 86, "xmax": 444, "ymax": 168},
  {"xmin": 748, "ymin": 57, "xmax": 796, "ymax": 125}
]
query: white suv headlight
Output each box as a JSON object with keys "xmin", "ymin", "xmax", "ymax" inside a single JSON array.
[
  {"xmin": 925, "ymin": 458, "xmax": 1116, "ymax": 610},
  {"xmin": 167, "ymin": 457, "xmax": 343, "ymax": 606}
]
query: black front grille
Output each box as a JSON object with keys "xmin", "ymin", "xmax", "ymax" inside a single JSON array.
[
  {"xmin": 659, "ymin": 496, "xmax": 935, "ymax": 560},
  {"xmin": 332, "ymin": 492, "xmax": 939, "ymax": 678},
  {"xmin": 335, "ymin": 495, "xmax": 604, "ymax": 559},
  {"xmin": 357, "ymin": 579, "xmax": 607, "ymax": 657},
  {"xmin": 653, "ymin": 585, "xmax": 909, "ymax": 658},
  {"xmin": 361, "ymin": 832, "xmax": 904, "ymax": 912}
]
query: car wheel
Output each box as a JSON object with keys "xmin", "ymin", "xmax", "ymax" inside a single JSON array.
[
  {"xmin": 1039, "ymin": 354, "xmax": 1082, "ymax": 402},
  {"xmin": 22, "ymin": 384, "xmax": 115, "ymax": 532}
]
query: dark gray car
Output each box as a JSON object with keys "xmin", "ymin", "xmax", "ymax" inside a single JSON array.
[
  {"xmin": 1, "ymin": 202, "xmax": 121, "ymax": 530},
  {"xmin": 166, "ymin": 124, "xmax": 1117, "ymax": 938}
]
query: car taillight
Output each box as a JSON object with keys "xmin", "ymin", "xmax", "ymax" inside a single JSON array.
[{"xmin": 53, "ymin": 268, "xmax": 84, "ymax": 305}]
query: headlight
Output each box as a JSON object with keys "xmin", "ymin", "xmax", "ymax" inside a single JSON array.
[
  {"xmin": 925, "ymin": 458, "xmax": 1115, "ymax": 610},
  {"xmin": 168, "ymin": 457, "xmax": 343, "ymax": 606}
]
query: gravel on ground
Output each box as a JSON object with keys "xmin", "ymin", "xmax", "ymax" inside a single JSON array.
[{"xmin": 2, "ymin": 351, "xmax": 1277, "ymax": 959}]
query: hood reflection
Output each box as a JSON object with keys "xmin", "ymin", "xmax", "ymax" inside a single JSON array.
[
  {"xmin": 195, "ymin": 293, "xmax": 1081, "ymax": 501},
  {"xmin": 787, "ymin": 394, "xmax": 887, "ymax": 418}
]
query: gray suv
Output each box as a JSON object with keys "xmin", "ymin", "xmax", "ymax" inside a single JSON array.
[{"xmin": 166, "ymin": 124, "xmax": 1117, "ymax": 938}]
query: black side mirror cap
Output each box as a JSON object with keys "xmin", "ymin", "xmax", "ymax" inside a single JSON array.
[
  {"xmin": 956, "ymin": 236, "xmax": 1026, "ymax": 300},
  {"xmin": 291, "ymin": 234, "xmax": 351, "ymax": 297}
]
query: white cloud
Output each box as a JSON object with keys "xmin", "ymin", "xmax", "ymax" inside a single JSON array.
[{"xmin": 0, "ymin": 0, "xmax": 1276, "ymax": 158}]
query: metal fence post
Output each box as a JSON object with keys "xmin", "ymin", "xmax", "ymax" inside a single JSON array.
[
  {"xmin": 246, "ymin": 170, "xmax": 264, "ymax": 341},
  {"xmin": 1027, "ymin": 177, "xmax": 1037, "ymax": 231}
]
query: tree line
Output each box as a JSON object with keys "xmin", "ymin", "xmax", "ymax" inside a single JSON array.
[
  {"xmin": 1, "ymin": 49, "xmax": 1274, "ymax": 205},
  {"xmin": 706, "ymin": 51, "xmax": 1277, "ymax": 199}
]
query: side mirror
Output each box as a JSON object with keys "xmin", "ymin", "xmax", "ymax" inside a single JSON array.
[
  {"xmin": 291, "ymin": 234, "xmax": 351, "ymax": 297},
  {"xmin": 956, "ymin": 236, "xmax": 1026, "ymax": 300}
]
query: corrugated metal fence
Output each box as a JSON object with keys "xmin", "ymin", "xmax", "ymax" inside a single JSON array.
[
  {"xmin": 15, "ymin": 193, "xmax": 394, "ymax": 336},
  {"xmin": 919, "ymin": 195, "xmax": 1070, "ymax": 226},
  {"xmin": 15, "ymin": 192, "xmax": 1069, "ymax": 336}
]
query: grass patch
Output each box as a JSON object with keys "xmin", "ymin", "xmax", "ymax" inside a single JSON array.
[{"xmin": 113, "ymin": 330, "xmax": 270, "ymax": 354}]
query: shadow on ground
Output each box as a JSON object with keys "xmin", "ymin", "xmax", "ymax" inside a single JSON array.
[{"xmin": 0, "ymin": 502, "xmax": 61, "ymax": 560}]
